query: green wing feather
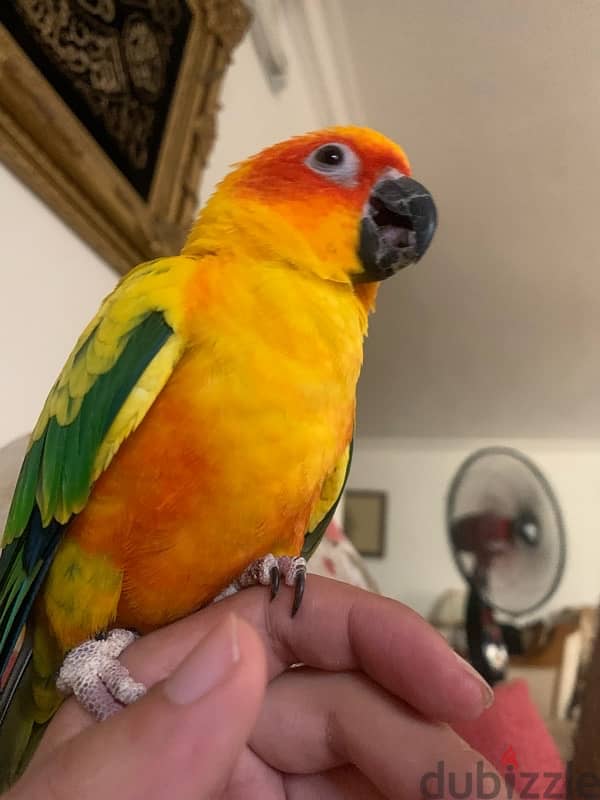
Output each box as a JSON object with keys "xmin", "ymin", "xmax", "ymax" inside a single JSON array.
[
  {"xmin": 302, "ymin": 438, "xmax": 353, "ymax": 561},
  {"xmin": 0, "ymin": 258, "xmax": 189, "ymax": 681},
  {"xmin": 4, "ymin": 313, "xmax": 172, "ymax": 541}
]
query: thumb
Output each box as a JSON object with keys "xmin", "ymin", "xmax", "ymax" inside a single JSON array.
[{"xmin": 11, "ymin": 615, "xmax": 267, "ymax": 800}]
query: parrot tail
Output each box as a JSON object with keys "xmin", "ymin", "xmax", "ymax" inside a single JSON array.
[{"xmin": 0, "ymin": 634, "xmax": 48, "ymax": 791}]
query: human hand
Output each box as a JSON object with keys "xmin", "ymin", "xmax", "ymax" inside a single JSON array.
[{"xmin": 7, "ymin": 577, "xmax": 507, "ymax": 799}]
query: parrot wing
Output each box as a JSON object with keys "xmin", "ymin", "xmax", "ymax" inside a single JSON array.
[
  {"xmin": 301, "ymin": 439, "xmax": 353, "ymax": 561},
  {"xmin": 0, "ymin": 257, "xmax": 189, "ymax": 678}
]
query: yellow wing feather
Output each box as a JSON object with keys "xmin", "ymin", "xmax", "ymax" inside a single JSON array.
[
  {"xmin": 22, "ymin": 257, "xmax": 195, "ymax": 527},
  {"xmin": 32, "ymin": 258, "xmax": 191, "ymax": 443},
  {"xmin": 92, "ymin": 335, "xmax": 185, "ymax": 480},
  {"xmin": 308, "ymin": 442, "xmax": 351, "ymax": 532}
]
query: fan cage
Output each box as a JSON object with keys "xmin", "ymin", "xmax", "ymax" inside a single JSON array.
[{"xmin": 446, "ymin": 446, "xmax": 566, "ymax": 617}]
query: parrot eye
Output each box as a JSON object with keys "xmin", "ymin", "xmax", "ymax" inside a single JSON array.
[
  {"xmin": 305, "ymin": 142, "xmax": 360, "ymax": 186},
  {"xmin": 314, "ymin": 144, "xmax": 344, "ymax": 166}
]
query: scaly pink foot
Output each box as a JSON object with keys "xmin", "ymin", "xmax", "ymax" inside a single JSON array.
[{"xmin": 56, "ymin": 629, "xmax": 146, "ymax": 720}]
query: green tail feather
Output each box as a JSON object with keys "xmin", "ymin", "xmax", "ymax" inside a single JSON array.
[{"xmin": 0, "ymin": 657, "xmax": 46, "ymax": 791}]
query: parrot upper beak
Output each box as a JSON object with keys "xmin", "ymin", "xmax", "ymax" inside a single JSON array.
[{"xmin": 355, "ymin": 171, "xmax": 437, "ymax": 282}]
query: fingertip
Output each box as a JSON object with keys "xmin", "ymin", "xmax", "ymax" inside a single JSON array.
[
  {"xmin": 343, "ymin": 592, "xmax": 495, "ymax": 722},
  {"xmin": 164, "ymin": 613, "xmax": 242, "ymax": 705},
  {"xmin": 451, "ymin": 652, "xmax": 495, "ymax": 718}
]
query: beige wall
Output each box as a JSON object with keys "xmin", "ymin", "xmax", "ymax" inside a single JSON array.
[
  {"xmin": 333, "ymin": 1, "xmax": 600, "ymax": 616},
  {"xmin": 337, "ymin": 0, "xmax": 600, "ymax": 438}
]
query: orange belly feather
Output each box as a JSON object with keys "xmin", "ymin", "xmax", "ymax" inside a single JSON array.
[
  {"xmin": 38, "ymin": 264, "xmax": 362, "ymax": 650},
  {"xmin": 68, "ymin": 359, "xmax": 340, "ymax": 632}
]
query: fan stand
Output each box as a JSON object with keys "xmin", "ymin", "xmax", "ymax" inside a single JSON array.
[{"xmin": 465, "ymin": 585, "xmax": 509, "ymax": 686}]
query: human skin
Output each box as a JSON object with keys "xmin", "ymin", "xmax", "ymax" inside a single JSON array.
[{"xmin": 6, "ymin": 577, "xmax": 506, "ymax": 800}]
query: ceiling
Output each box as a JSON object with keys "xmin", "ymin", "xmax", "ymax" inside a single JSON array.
[{"xmin": 326, "ymin": 0, "xmax": 600, "ymax": 437}]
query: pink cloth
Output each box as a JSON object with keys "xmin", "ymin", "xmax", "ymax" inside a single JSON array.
[{"xmin": 452, "ymin": 679, "xmax": 565, "ymax": 798}]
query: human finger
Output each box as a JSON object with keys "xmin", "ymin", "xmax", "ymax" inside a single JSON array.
[{"xmin": 20, "ymin": 616, "xmax": 266, "ymax": 800}]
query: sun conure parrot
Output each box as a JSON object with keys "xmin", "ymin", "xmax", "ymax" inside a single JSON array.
[{"xmin": 0, "ymin": 126, "xmax": 437, "ymax": 784}]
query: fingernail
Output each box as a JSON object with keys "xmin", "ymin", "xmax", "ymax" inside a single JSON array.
[
  {"xmin": 454, "ymin": 651, "xmax": 495, "ymax": 709},
  {"xmin": 164, "ymin": 614, "xmax": 240, "ymax": 705}
]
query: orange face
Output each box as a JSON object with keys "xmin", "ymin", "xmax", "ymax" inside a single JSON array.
[
  {"xmin": 233, "ymin": 126, "xmax": 412, "ymax": 207},
  {"xmin": 190, "ymin": 126, "xmax": 437, "ymax": 285}
]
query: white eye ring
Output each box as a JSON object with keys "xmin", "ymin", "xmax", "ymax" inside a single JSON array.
[{"xmin": 305, "ymin": 142, "xmax": 360, "ymax": 186}]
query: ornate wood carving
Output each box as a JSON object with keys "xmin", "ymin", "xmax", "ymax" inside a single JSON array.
[{"xmin": 0, "ymin": 1, "xmax": 250, "ymax": 273}]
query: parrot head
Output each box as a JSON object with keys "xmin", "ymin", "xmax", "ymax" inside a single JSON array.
[{"xmin": 185, "ymin": 126, "xmax": 437, "ymax": 290}]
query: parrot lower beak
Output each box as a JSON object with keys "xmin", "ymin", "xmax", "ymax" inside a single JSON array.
[{"xmin": 355, "ymin": 172, "xmax": 437, "ymax": 282}]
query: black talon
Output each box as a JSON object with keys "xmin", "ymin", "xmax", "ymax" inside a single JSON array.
[
  {"xmin": 270, "ymin": 565, "xmax": 280, "ymax": 599},
  {"xmin": 291, "ymin": 569, "xmax": 305, "ymax": 617}
]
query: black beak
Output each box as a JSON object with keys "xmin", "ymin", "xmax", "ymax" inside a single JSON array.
[{"xmin": 356, "ymin": 174, "xmax": 437, "ymax": 282}]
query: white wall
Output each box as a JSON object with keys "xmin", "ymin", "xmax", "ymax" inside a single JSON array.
[
  {"xmin": 199, "ymin": 4, "xmax": 330, "ymax": 201},
  {"xmin": 0, "ymin": 12, "xmax": 325, "ymax": 449},
  {"xmin": 349, "ymin": 438, "xmax": 600, "ymax": 619},
  {"xmin": 0, "ymin": 165, "xmax": 117, "ymax": 445}
]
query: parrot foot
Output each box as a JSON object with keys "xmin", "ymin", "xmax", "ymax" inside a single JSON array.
[
  {"xmin": 214, "ymin": 554, "xmax": 307, "ymax": 617},
  {"xmin": 56, "ymin": 628, "xmax": 147, "ymax": 721}
]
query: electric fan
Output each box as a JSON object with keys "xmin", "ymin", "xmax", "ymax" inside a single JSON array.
[{"xmin": 446, "ymin": 447, "xmax": 567, "ymax": 684}]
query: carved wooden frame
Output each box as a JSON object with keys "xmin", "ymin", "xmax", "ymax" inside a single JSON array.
[{"xmin": 0, "ymin": 1, "xmax": 250, "ymax": 274}]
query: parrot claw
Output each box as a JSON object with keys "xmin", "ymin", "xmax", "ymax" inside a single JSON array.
[
  {"xmin": 269, "ymin": 564, "xmax": 281, "ymax": 599},
  {"xmin": 292, "ymin": 568, "xmax": 305, "ymax": 618},
  {"xmin": 213, "ymin": 554, "xmax": 308, "ymax": 616},
  {"xmin": 56, "ymin": 628, "xmax": 146, "ymax": 721},
  {"xmin": 245, "ymin": 554, "xmax": 307, "ymax": 616}
]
